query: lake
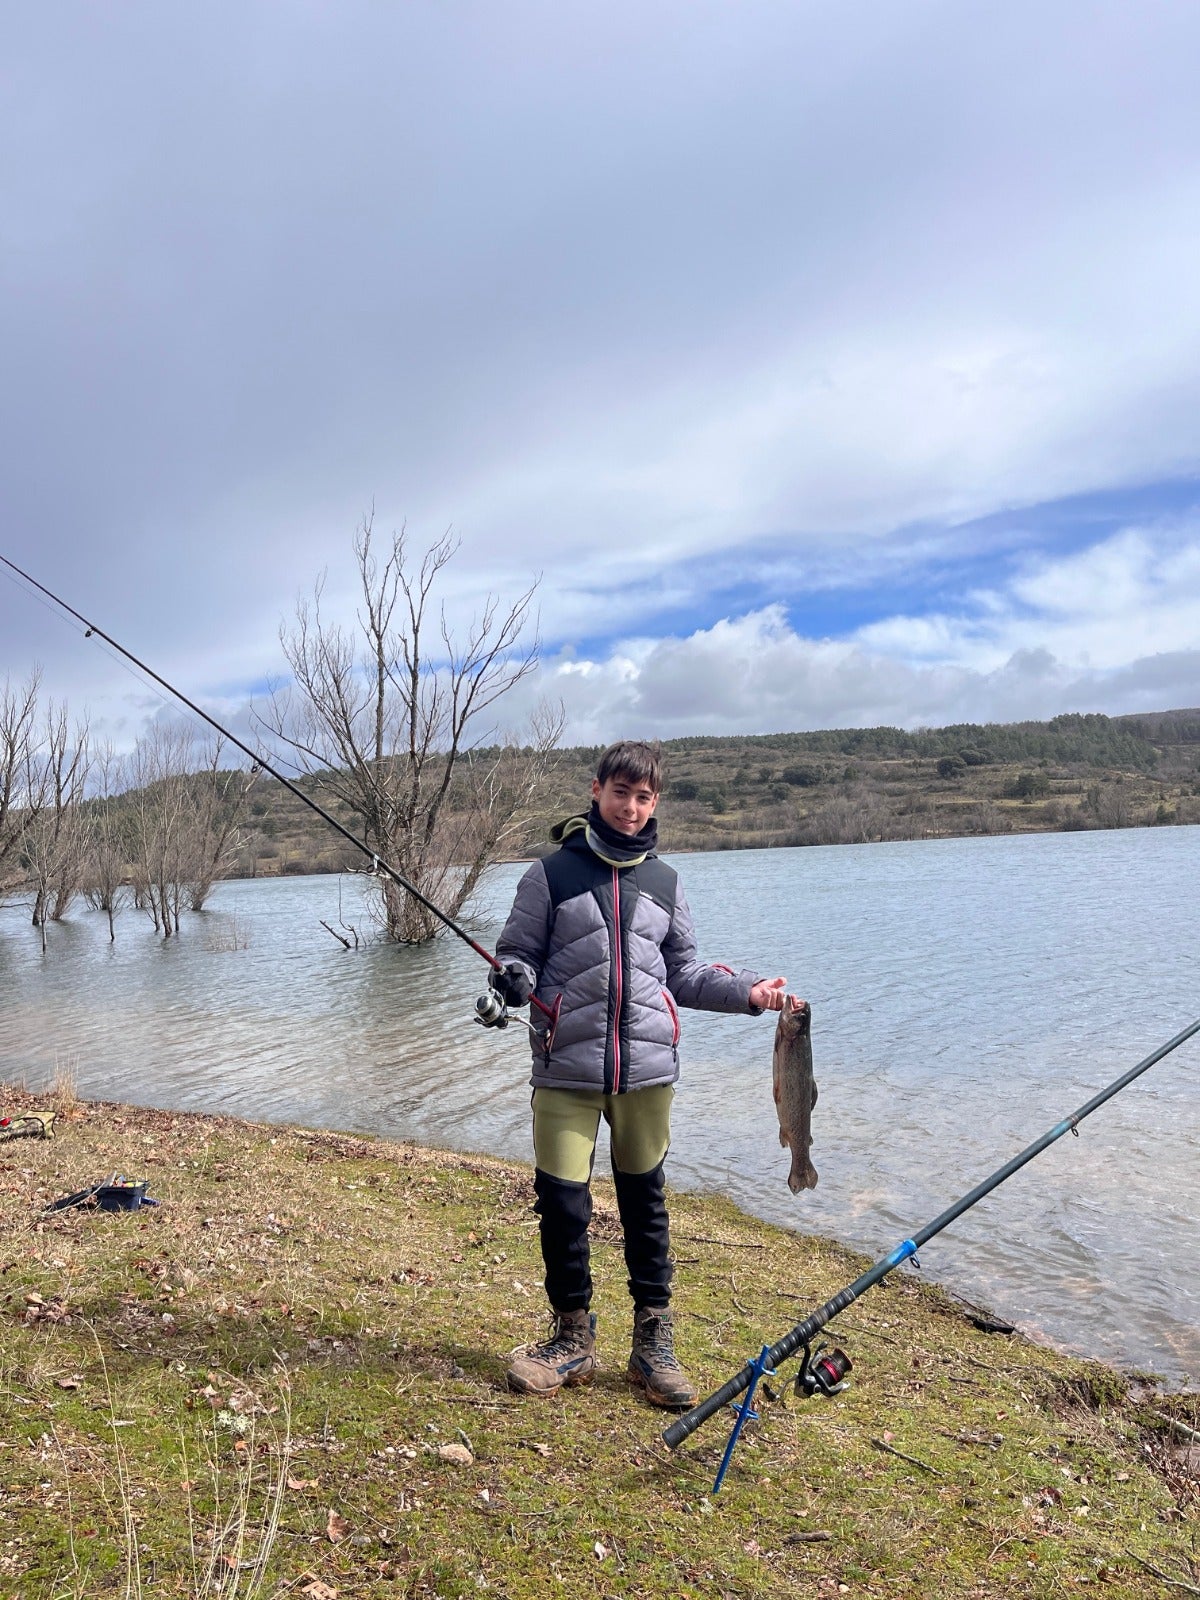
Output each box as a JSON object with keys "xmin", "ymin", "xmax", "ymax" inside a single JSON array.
[{"xmin": 2, "ymin": 825, "xmax": 1197, "ymax": 1386}]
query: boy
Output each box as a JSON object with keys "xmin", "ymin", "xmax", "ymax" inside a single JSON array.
[{"xmin": 491, "ymin": 740, "xmax": 786, "ymax": 1408}]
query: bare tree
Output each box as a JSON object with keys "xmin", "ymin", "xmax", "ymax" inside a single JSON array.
[
  {"xmin": 83, "ymin": 744, "xmax": 131, "ymax": 940},
  {"xmin": 0, "ymin": 671, "xmax": 46, "ymax": 904},
  {"xmin": 126, "ymin": 725, "xmax": 192, "ymax": 936},
  {"xmin": 25, "ymin": 701, "xmax": 91, "ymax": 937},
  {"xmin": 125, "ymin": 726, "xmax": 252, "ymax": 936},
  {"xmin": 185, "ymin": 742, "xmax": 258, "ymax": 910},
  {"xmin": 1089, "ymin": 781, "xmax": 1135, "ymax": 829},
  {"xmin": 262, "ymin": 515, "xmax": 562, "ymax": 942}
]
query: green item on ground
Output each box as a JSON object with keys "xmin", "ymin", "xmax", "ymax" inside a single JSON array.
[{"xmin": 0, "ymin": 1110, "xmax": 56, "ymax": 1141}]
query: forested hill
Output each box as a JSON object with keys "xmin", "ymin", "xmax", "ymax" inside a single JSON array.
[
  {"xmin": 659, "ymin": 708, "xmax": 1200, "ymax": 768},
  {"xmin": 238, "ymin": 708, "xmax": 1200, "ymax": 875}
]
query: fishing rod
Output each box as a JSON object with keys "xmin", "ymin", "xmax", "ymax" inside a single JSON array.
[
  {"xmin": 0, "ymin": 551, "xmax": 555, "ymax": 1028},
  {"xmin": 664, "ymin": 1015, "xmax": 1200, "ymax": 1491}
]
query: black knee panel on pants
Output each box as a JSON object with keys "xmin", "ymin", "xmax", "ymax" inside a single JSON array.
[
  {"xmin": 612, "ymin": 1161, "xmax": 672, "ymax": 1306},
  {"xmin": 533, "ymin": 1168, "xmax": 593, "ymax": 1311}
]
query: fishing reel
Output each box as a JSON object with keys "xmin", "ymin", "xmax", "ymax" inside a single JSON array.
[
  {"xmin": 473, "ymin": 991, "xmax": 542, "ymax": 1035},
  {"xmin": 474, "ymin": 991, "xmax": 511, "ymax": 1029},
  {"xmin": 794, "ymin": 1341, "xmax": 853, "ymax": 1398}
]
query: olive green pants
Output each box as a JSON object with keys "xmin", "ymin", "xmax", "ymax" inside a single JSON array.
[
  {"xmin": 532, "ymin": 1084, "xmax": 674, "ymax": 1181},
  {"xmin": 531, "ymin": 1085, "xmax": 675, "ymax": 1310}
]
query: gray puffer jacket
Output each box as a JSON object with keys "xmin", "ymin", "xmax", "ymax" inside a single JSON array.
[{"xmin": 496, "ymin": 825, "xmax": 760, "ymax": 1093}]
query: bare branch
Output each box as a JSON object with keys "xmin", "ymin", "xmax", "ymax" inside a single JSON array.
[{"xmin": 257, "ymin": 518, "xmax": 558, "ymax": 941}]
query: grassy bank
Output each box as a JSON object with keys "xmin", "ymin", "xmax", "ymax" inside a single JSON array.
[{"xmin": 0, "ymin": 1085, "xmax": 1195, "ymax": 1599}]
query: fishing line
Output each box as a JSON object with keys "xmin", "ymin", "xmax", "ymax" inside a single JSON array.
[
  {"xmin": 1, "ymin": 561, "xmax": 185, "ymax": 729},
  {"xmin": 663, "ymin": 1014, "xmax": 1200, "ymax": 1486},
  {"xmin": 0, "ymin": 549, "xmax": 553, "ymax": 1014}
]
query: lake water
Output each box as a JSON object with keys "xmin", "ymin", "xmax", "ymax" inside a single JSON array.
[{"xmin": 2, "ymin": 827, "xmax": 1197, "ymax": 1386}]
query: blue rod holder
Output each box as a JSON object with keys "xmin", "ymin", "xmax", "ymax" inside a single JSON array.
[{"xmin": 712, "ymin": 1345, "xmax": 774, "ymax": 1494}]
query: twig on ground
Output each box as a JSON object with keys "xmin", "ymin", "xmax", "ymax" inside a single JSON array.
[
  {"xmin": 1126, "ymin": 1552, "xmax": 1200, "ymax": 1595},
  {"xmin": 1145, "ymin": 1409, "xmax": 1200, "ymax": 1445},
  {"xmin": 676, "ymin": 1233, "xmax": 765, "ymax": 1249},
  {"xmin": 843, "ymin": 1325, "xmax": 905, "ymax": 1348},
  {"xmin": 870, "ymin": 1437, "xmax": 943, "ymax": 1475},
  {"xmin": 945, "ymin": 1347, "xmax": 1005, "ymax": 1376}
]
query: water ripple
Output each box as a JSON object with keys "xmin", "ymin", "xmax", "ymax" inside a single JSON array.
[{"xmin": 2, "ymin": 825, "xmax": 1197, "ymax": 1383}]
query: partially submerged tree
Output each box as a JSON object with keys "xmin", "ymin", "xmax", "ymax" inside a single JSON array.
[
  {"xmin": 125, "ymin": 726, "xmax": 253, "ymax": 937},
  {"xmin": 83, "ymin": 744, "xmax": 132, "ymax": 940},
  {"xmin": 184, "ymin": 741, "xmax": 259, "ymax": 911},
  {"xmin": 0, "ymin": 671, "xmax": 46, "ymax": 904},
  {"xmin": 262, "ymin": 516, "xmax": 562, "ymax": 942},
  {"xmin": 25, "ymin": 701, "xmax": 91, "ymax": 936},
  {"xmin": 125, "ymin": 726, "xmax": 193, "ymax": 937}
]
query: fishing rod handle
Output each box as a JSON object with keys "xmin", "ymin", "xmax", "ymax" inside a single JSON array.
[
  {"xmin": 662, "ymin": 1285, "xmax": 863, "ymax": 1449},
  {"xmin": 662, "ymin": 1363, "xmax": 759, "ymax": 1448}
]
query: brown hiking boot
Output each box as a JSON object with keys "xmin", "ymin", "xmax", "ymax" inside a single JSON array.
[
  {"xmin": 507, "ymin": 1308, "xmax": 597, "ymax": 1396},
  {"xmin": 627, "ymin": 1305, "xmax": 698, "ymax": 1410}
]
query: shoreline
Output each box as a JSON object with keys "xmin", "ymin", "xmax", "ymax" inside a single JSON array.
[
  {"xmin": 2, "ymin": 1082, "xmax": 1196, "ymax": 1595},
  {"xmin": 2, "ymin": 1079, "xmax": 1185, "ymax": 1393}
]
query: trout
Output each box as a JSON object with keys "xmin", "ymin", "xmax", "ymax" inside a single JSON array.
[{"xmin": 772, "ymin": 994, "xmax": 817, "ymax": 1192}]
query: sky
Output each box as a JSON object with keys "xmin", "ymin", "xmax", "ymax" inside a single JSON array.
[{"xmin": 3, "ymin": 1, "xmax": 1200, "ymax": 752}]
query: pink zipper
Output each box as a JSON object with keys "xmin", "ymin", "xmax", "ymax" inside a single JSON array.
[
  {"xmin": 611, "ymin": 868, "xmax": 623, "ymax": 1092},
  {"xmin": 661, "ymin": 987, "xmax": 680, "ymax": 1046}
]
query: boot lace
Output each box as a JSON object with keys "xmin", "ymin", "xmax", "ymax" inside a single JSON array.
[
  {"xmin": 529, "ymin": 1312, "xmax": 589, "ymax": 1361},
  {"xmin": 638, "ymin": 1311, "xmax": 683, "ymax": 1370}
]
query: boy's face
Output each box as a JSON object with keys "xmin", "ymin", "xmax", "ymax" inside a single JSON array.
[{"xmin": 592, "ymin": 773, "xmax": 659, "ymax": 836}]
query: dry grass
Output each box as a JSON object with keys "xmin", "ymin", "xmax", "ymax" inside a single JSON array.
[
  {"xmin": 50, "ymin": 1056, "xmax": 80, "ymax": 1120},
  {"xmin": 0, "ymin": 1083, "xmax": 1196, "ymax": 1598}
]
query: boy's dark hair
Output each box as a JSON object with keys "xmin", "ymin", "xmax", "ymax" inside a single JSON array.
[{"xmin": 595, "ymin": 740, "xmax": 662, "ymax": 795}]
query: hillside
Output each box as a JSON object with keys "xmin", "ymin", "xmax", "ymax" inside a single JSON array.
[{"xmin": 231, "ymin": 709, "xmax": 1200, "ymax": 877}]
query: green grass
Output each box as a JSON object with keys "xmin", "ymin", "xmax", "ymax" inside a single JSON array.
[{"xmin": 1, "ymin": 1086, "xmax": 1195, "ymax": 1598}]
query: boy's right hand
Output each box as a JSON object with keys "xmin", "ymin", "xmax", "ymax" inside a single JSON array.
[{"xmin": 490, "ymin": 962, "xmax": 533, "ymax": 1007}]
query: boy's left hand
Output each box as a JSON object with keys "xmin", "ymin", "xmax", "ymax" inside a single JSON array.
[{"xmin": 749, "ymin": 977, "xmax": 787, "ymax": 1013}]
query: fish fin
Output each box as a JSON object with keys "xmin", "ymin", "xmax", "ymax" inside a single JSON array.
[
  {"xmin": 811, "ymin": 1079, "xmax": 818, "ymax": 1110},
  {"xmin": 789, "ymin": 1157, "xmax": 818, "ymax": 1193},
  {"xmin": 778, "ymin": 1125, "xmax": 789, "ymax": 1148}
]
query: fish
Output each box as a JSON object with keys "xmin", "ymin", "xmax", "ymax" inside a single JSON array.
[{"xmin": 772, "ymin": 994, "xmax": 817, "ymax": 1192}]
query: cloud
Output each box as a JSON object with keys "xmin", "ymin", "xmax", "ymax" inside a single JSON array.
[
  {"xmin": 2, "ymin": 2, "xmax": 1200, "ymax": 742},
  {"xmin": 526, "ymin": 621, "xmax": 1200, "ymax": 745},
  {"xmin": 502, "ymin": 517, "xmax": 1200, "ymax": 741}
]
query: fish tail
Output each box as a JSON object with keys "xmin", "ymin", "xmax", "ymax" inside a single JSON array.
[{"xmin": 788, "ymin": 1154, "xmax": 818, "ymax": 1193}]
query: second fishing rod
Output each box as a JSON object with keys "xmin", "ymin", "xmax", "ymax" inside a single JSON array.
[
  {"xmin": 663, "ymin": 1013, "xmax": 1200, "ymax": 1491},
  {"xmin": 0, "ymin": 551, "xmax": 556, "ymax": 1033}
]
